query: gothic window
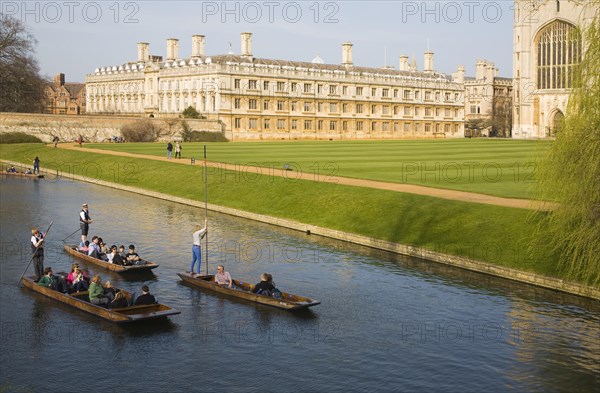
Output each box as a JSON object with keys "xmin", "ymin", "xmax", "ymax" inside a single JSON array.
[{"xmin": 536, "ymin": 21, "xmax": 581, "ymax": 90}]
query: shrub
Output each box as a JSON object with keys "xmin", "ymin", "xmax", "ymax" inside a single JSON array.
[
  {"xmin": 0, "ymin": 132, "xmax": 43, "ymax": 143},
  {"xmin": 182, "ymin": 106, "xmax": 203, "ymax": 119},
  {"xmin": 185, "ymin": 130, "xmax": 229, "ymax": 142},
  {"xmin": 180, "ymin": 120, "xmax": 227, "ymax": 142},
  {"xmin": 121, "ymin": 120, "xmax": 162, "ymax": 142}
]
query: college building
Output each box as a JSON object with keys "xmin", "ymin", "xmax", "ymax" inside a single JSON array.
[
  {"xmin": 44, "ymin": 73, "xmax": 86, "ymax": 115},
  {"xmin": 512, "ymin": 0, "xmax": 597, "ymax": 138},
  {"xmin": 85, "ymin": 33, "xmax": 469, "ymax": 140}
]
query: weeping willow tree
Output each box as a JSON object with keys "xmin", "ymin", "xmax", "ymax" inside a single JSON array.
[{"xmin": 532, "ymin": 5, "xmax": 600, "ymax": 285}]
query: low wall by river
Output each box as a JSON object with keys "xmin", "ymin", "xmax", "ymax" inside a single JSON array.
[{"xmin": 0, "ymin": 113, "xmax": 223, "ymax": 143}]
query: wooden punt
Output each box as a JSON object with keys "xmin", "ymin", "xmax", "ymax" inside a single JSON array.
[
  {"xmin": 64, "ymin": 245, "xmax": 159, "ymax": 273},
  {"xmin": 177, "ymin": 272, "xmax": 320, "ymax": 310},
  {"xmin": 21, "ymin": 276, "xmax": 180, "ymax": 323},
  {"xmin": 2, "ymin": 171, "xmax": 44, "ymax": 178}
]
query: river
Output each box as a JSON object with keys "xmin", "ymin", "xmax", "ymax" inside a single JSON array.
[{"xmin": 0, "ymin": 176, "xmax": 598, "ymax": 392}]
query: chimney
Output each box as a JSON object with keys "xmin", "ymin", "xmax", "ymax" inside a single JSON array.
[
  {"xmin": 241, "ymin": 32, "xmax": 252, "ymax": 60},
  {"xmin": 54, "ymin": 73, "xmax": 65, "ymax": 87},
  {"xmin": 342, "ymin": 42, "xmax": 353, "ymax": 67},
  {"xmin": 424, "ymin": 51, "xmax": 434, "ymax": 72},
  {"xmin": 192, "ymin": 35, "xmax": 205, "ymax": 58},
  {"xmin": 399, "ymin": 55, "xmax": 409, "ymax": 71},
  {"xmin": 452, "ymin": 65, "xmax": 465, "ymax": 83},
  {"xmin": 475, "ymin": 59, "xmax": 486, "ymax": 80},
  {"xmin": 137, "ymin": 42, "xmax": 150, "ymax": 62},
  {"xmin": 486, "ymin": 62, "xmax": 496, "ymax": 81},
  {"xmin": 167, "ymin": 38, "xmax": 179, "ymax": 61},
  {"xmin": 410, "ymin": 55, "xmax": 417, "ymax": 72}
]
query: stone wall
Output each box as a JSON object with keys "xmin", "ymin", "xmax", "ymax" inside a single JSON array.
[{"xmin": 0, "ymin": 113, "xmax": 223, "ymax": 142}]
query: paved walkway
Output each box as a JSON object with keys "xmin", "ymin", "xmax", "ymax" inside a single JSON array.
[{"xmin": 58, "ymin": 144, "xmax": 555, "ymax": 210}]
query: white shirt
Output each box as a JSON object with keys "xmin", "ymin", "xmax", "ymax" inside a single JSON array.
[{"xmin": 193, "ymin": 228, "xmax": 207, "ymax": 245}]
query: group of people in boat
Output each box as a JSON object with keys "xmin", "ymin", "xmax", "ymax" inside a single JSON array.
[
  {"xmin": 77, "ymin": 203, "xmax": 145, "ymax": 266},
  {"xmin": 37, "ymin": 264, "xmax": 157, "ymax": 309},
  {"xmin": 78, "ymin": 237, "xmax": 146, "ymax": 266},
  {"xmin": 190, "ymin": 220, "xmax": 283, "ymax": 298},
  {"xmin": 201, "ymin": 266, "xmax": 282, "ymax": 298}
]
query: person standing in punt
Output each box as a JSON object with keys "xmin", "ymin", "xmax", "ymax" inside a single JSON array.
[
  {"xmin": 33, "ymin": 157, "xmax": 40, "ymax": 175},
  {"xmin": 30, "ymin": 227, "xmax": 45, "ymax": 281},
  {"xmin": 79, "ymin": 203, "xmax": 92, "ymax": 244},
  {"xmin": 214, "ymin": 265, "xmax": 232, "ymax": 288},
  {"xmin": 190, "ymin": 218, "xmax": 208, "ymax": 276}
]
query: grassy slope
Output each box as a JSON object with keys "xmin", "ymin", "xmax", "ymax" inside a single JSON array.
[
  {"xmin": 85, "ymin": 139, "xmax": 551, "ymax": 199},
  {"xmin": 1, "ymin": 144, "xmax": 559, "ymax": 280}
]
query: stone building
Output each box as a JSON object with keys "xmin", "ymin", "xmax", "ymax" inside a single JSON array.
[
  {"xmin": 85, "ymin": 33, "xmax": 466, "ymax": 140},
  {"xmin": 512, "ymin": 0, "xmax": 597, "ymax": 138},
  {"xmin": 44, "ymin": 73, "xmax": 86, "ymax": 115},
  {"xmin": 460, "ymin": 60, "xmax": 513, "ymax": 137}
]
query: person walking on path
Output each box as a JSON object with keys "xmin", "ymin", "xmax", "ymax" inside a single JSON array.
[
  {"xmin": 30, "ymin": 227, "xmax": 45, "ymax": 281},
  {"xmin": 175, "ymin": 142, "xmax": 182, "ymax": 159},
  {"xmin": 79, "ymin": 203, "xmax": 92, "ymax": 244},
  {"xmin": 33, "ymin": 157, "xmax": 40, "ymax": 174},
  {"xmin": 167, "ymin": 142, "xmax": 173, "ymax": 159},
  {"xmin": 190, "ymin": 218, "xmax": 208, "ymax": 276}
]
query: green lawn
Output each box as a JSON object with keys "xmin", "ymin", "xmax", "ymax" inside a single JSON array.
[
  {"xmin": 85, "ymin": 139, "xmax": 551, "ymax": 199},
  {"xmin": 0, "ymin": 144, "xmax": 561, "ymax": 281}
]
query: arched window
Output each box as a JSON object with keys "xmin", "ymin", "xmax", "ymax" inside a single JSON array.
[{"xmin": 536, "ymin": 21, "xmax": 581, "ymax": 90}]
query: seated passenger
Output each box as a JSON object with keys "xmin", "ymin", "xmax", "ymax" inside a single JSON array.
[
  {"xmin": 118, "ymin": 245, "xmax": 126, "ymax": 258},
  {"xmin": 251, "ymin": 273, "xmax": 276, "ymax": 296},
  {"xmin": 79, "ymin": 241, "xmax": 89, "ymax": 253},
  {"xmin": 87, "ymin": 236, "xmax": 101, "ymax": 259},
  {"xmin": 67, "ymin": 264, "xmax": 89, "ymax": 292},
  {"xmin": 104, "ymin": 281, "xmax": 117, "ymax": 297},
  {"xmin": 110, "ymin": 291, "xmax": 128, "ymax": 309},
  {"xmin": 25, "ymin": 169, "xmax": 33, "ymax": 174},
  {"xmin": 38, "ymin": 267, "xmax": 68, "ymax": 293},
  {"xmin": 134, "ymin": 285, "xmax": 156, "ymax": 305},
  {"xmin": 88, "ymin": 275, "xmax": 114, "ymax": 306},
  {"xmin": 125, "ymin": 245, "xmax": 146, "ymax": 265},
  {"xmin": 99, "ymin": 239, "xmax": 109, "ymax": 260},
  {"xmin": 7, "ymin": 165, "xmax": 17, "ymax": 173},
  {"xmin": 125, "ymin": 244, "xmax": 140, "ymax": 264},
  {"xmin": 214, "ymin": 265, "xmax": 232, "ymax": 288},
  {"xmin": 106, "ymin": 244, "xmax": 123, "ymax": 265}
]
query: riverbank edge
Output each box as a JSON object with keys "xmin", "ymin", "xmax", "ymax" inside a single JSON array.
[{"xmin": 2, "ymin": 159, "xmax": 598, "ymax": 300}]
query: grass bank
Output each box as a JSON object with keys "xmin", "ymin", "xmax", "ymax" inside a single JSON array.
[
  {"xmin": 1, "ymin": 143, "xmax": 562, "ymax": 281},
  {"xmin": 85, "ymin": 139, "xmax": 551, "ymax": 199}
]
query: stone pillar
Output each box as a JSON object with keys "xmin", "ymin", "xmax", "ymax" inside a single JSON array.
[
  {"xmin": 342, "ymin": 42, "xmax": 353, "ymax": 66},
  {"xmin": 137, "ymin": 42, "xmax": 150, "ymax": 62},
  {"xmin": 399, "ymin": 55, "xmax": 409, "ymax": 71},
  {"xmin": 424, "ymin": 51, "xmax": 434, "ymax": 72},
  {"xmin": 241, "ymin": 32, "xmax": 252, "ymax": 60},
  {"xmin": 452, "ymin": 65, "xmax": 465, "ymax": 83},
  {"xmin": 167, "ymin": 38, "xmax": 179, "ymax": 61},
  {"xmin": 192, "ymin": 35, "xmax": 205, "ymax": 58}
]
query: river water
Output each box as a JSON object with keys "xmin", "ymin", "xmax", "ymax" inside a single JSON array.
[{"xmin": 0, "ymin": 176, "xmax": 598, "ymax": 392}]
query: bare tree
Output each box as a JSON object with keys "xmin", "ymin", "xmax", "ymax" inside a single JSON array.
[{"xmin": 0, "ymin": 13, "xmax": 46, "ymax": 112}]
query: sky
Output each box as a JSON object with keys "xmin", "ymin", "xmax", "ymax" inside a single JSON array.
[{"xmin": 4, "ymin": 0, "xmax": 515, "ymax": 82}]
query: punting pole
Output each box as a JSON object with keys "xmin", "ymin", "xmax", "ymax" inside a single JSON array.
[
  {"xmin": 61, "ymin": 227, "xmax": 81, "ymax": 243},
  {"xmin": 18, "ymin": 221, "xmax": 53, "ymax": 286},
  {"xmin": 203, "ymin": 145, "xmax": 209, "ymax": 276}
]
